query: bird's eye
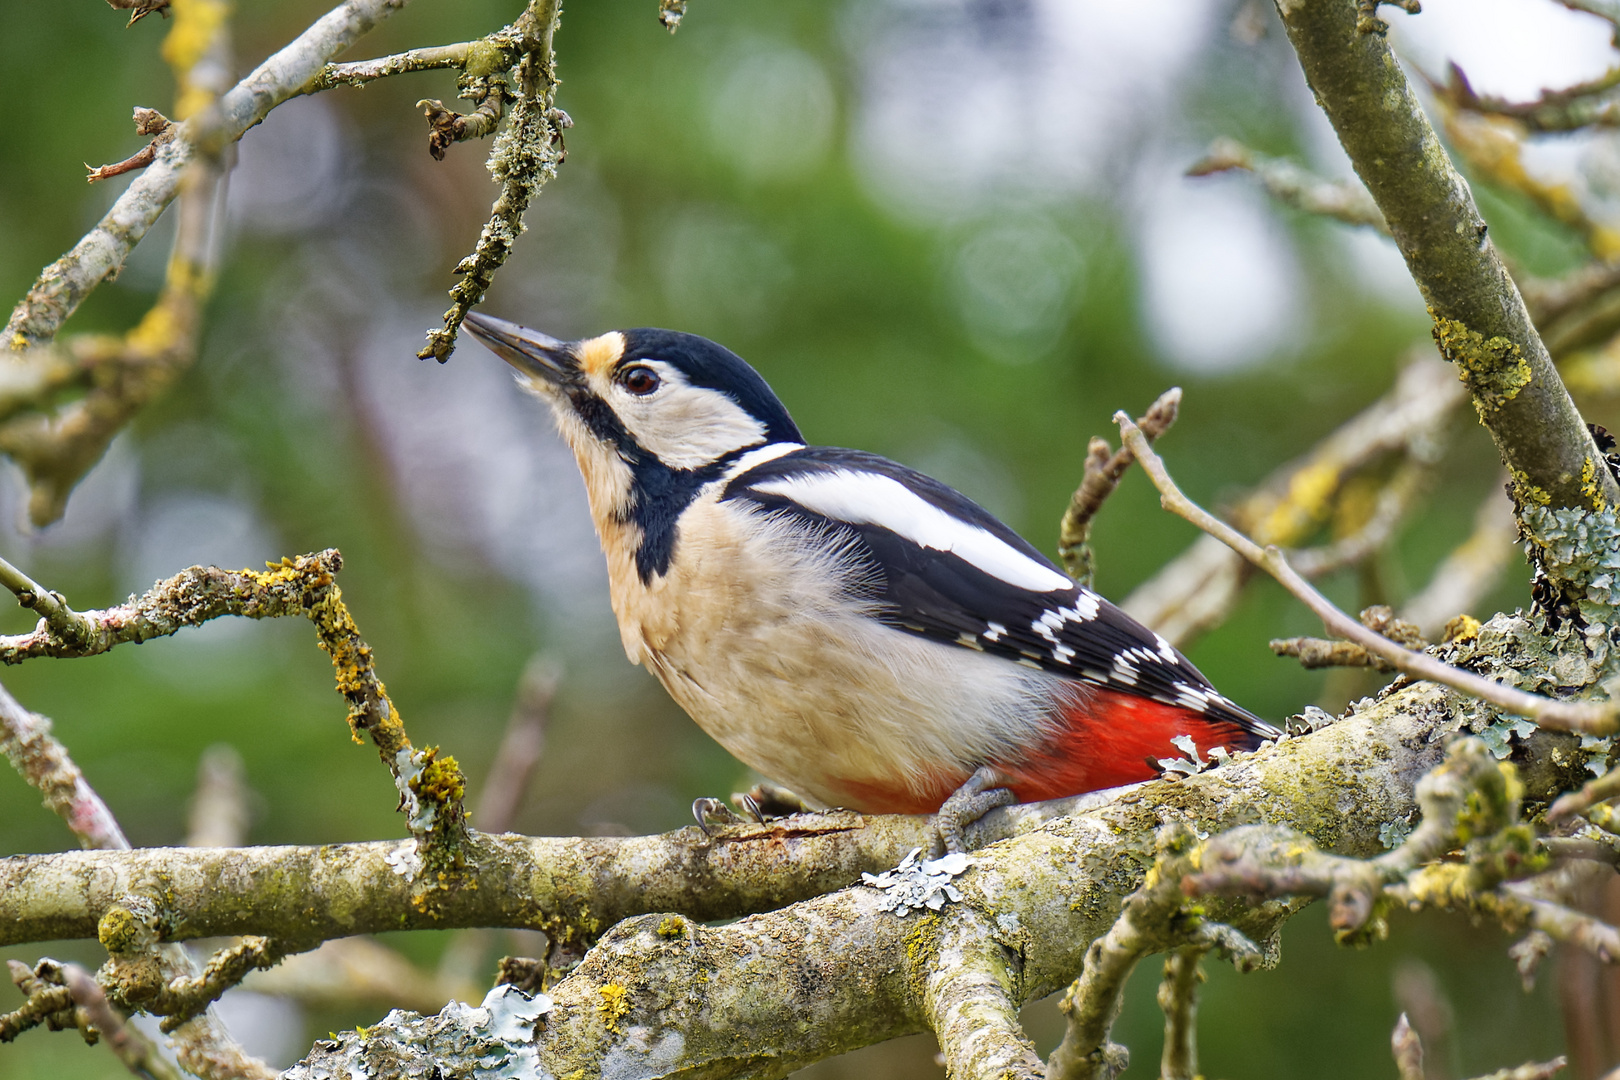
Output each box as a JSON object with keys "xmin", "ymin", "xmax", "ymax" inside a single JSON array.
[{"xmin": 619, "ymin": 365, "xmax": 661, "ymax": 396}]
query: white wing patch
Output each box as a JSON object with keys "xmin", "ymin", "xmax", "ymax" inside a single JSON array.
[
  {"xmin": 723, "ymin": 442, "xmax": 805, "ymax": 481},
  {"xmin": 747, "ymin": 471, "xmax": 1074, "ymax": 593}
]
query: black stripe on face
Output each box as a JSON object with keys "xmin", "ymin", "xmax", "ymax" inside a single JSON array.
[{"xmin": 625, "ymin": 455, "xmax": 732, "ymax": 583}]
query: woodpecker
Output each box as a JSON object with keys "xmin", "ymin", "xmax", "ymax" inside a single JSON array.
[{"xmin": 464, "ymin": 313, "xmax": 1278, "ymax": 848}]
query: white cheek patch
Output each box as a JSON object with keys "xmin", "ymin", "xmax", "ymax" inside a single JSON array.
[
  {"xmin": 609, "ymin": 364, "xmax": 770, "ymax": 470},
  {"xmin": 747, "ymin": 471, "xmax": 1074, "ymax": 593}
]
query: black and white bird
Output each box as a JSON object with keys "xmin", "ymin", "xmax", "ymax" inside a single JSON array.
[{"xmin": 464, "ymin": 313, "xmax": 1277, "ymax": 846}]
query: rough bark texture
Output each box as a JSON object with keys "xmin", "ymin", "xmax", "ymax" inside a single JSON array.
[{"xmin": 270, "ymin": 673, "xmax": 1589, "ymax": 1079}]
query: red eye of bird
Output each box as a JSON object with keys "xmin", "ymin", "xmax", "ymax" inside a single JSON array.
[{"xmin": 620, "ymin": 366, "xmax": 660, "ymax": 395}]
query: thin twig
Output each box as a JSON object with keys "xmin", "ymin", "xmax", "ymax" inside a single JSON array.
[
  {"xmin": 1156, "ymin": 948, "xmax": 1206, "ymax": 1080},
  {"xmin": 1117, "ymin": 414, "xmax": 1620, "ymax": 734},
  {"xmin": 86, "ymin": 108, "xmax": 175, "ymax": 182},
  {"xmin": 1121, "ymin": 356, "xmax": 1464, "ymax": 647},
  {"xmin": 1392, "ymin": 1014, "xmax": 1425, "ymax": 1080},
  {"xmin": 0, "ymin": 682, "xmax": 130, "ymax": 850},
  {"xmin": 1434, "ymin": 57, "xmax": 1620, "ymax": 133},
  {"xmin": 1057, "ymin": 388, "xmax": 1180, "ymax": 585},
  {"xmin": 1189, "ymin": 137, "xmax": 1389, "ymax": 233},
  {"xmin": 61, "ymin": 964, "xmax": 185, "ymax": 1080},
  {"xmin": 418, "ymin": 0, "xmax": 567, "ymax": 361},
  {"xmin": 0, "ymin": 555, "xmax": 98, "ymax": 649},
  {"xmin": 304, "ymin": 42, "xmax": 476, "ymax": 92}
]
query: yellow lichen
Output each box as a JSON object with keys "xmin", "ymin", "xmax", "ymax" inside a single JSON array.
[
  {"xmin": 98, "ymin": 906, "xmax": 140, "ymax": 953},
  {"xmin": 416, "ymin": 750, "xmax": 466, "ymax": 805},
  {"xmin": 462, "ymin": 39, "xmax": 509, "ymax": 78},
  {"xmin": 598, "ymin": 983, "xmax": 631, "ymax": 1033},
  {"xmin": 656, "ymin": 916, "xmax": 686, "ymax": 938},
  {"xmin": 162, "ymin": 0, "xmax": 232, "ymax": 120},
  {"xmin": 1441, "ymin": 614, "xmax": 1481, "ymax": 645},
  {"xmin": 1430, "ymin": 314, "xmax": 1532, "ymax": 412}
]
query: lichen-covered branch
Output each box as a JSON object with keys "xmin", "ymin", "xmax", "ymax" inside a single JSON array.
[
  {"xmin": 1188, "ymin": 136, "xmax": 1388, "ymax": 233},
  {"xmin": 418, "ymin": 0, "xmax": 567, "ymax": 361},
  {"xmin": 1186, "ymin": 738, "xmax": 1620, "ymax": 971},
  {"xmin": 103, "ymin": 936, "xmax": 283, "ymax": 1033},
  {"xmin": 0, "ymin": 552, "xmax": 341, "ymax": 663},
  {"xmin": 60, "ymin": 962, "xmax": 186, "ymax": 1080},
  {"xmin": 1, "ymin": 681, "xmax": 275, "ymax": 1079},
  {"xmin": 274, "ymin": 679, "xmax": 1591, "ymax": 1080},
  {"xmin": 1119, "ymin": 414, "xmax": 1620, "ymax": 733},
  {"xmin": 1156, "ymin": 948, "xmax": 1207, "ymax": 1080},
  {"xmin": 1272, "ymin": 604, "xmax": 1428, "ymax": 671},
  {"xmin": 1045, "ymin": 824, "xmax": 1264, "ymax": 1080},
  {"xmin": 304, "ymin": 42, "xmax": 475, "ymax": 91},
  {"xmin": 1057, "ymin": 388, "xmax": 1180, "ymax": 585},
  {"xmin": 0, "ymin": 549, "xmax": 469, "ymax": 866},
  {"xmin": 1274, "ymin": 0, "xmax": 1619, "ymax": 514},
  {"xmin": 0, "ymin": 803, "xmax": 1089, "ymax": 950}
]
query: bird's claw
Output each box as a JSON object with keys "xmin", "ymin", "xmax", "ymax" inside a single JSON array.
[{"xmin": 692, "ymin": 796, "xmax": 746, "ymax": 835}]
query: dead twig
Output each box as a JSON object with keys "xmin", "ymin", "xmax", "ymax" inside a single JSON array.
[
  {"xmin": 104, "ymin": 0, "xmax": 171, "ymax": 26},
  {"xmin": 85, "ymin": 108, "xmax": 175, "ymax": 182},
  {"xmin": 1057, "ymin": 387, "xmax": 1180, "ymax": 585}
]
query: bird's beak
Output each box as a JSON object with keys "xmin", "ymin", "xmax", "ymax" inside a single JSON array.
[{"xmin": 463, "ymin": 312, "xmax": 576, "ymax": 387}]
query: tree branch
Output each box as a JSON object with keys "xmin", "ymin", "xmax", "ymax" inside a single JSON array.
[
  {"xmin": 5, "ymin": 0, "xmax": 405, "ymax": 351},
  {"xmin": 417, "ymin": 0, "xmax": 567, "ymax": 361},
  {"xmin": 1121, "ymin": 356, "xmax": 1464, "ymax": 647},
  {"xmin": 1273, "ymin": 0, "xmax": 1618, "ymax": 514},
  {"xmin": 272, "ymin": 683, "xmax": 1588, "ymax": 1079}
]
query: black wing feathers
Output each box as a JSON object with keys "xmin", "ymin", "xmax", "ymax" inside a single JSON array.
[{"xmin": 724, "ymin": 447, "xmax": 1277, "ymax": 743}]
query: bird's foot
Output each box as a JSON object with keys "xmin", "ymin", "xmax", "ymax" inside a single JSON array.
[
  {"xmin": 731, "ymin": 782, "xmax": 810, "ymax": 822},
  {"xmin": 934, "ymin": 766, "xmax": 1016, "ymax": 855}
]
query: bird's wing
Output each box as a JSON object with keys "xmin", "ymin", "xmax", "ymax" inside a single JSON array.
[{"xmin": 723, "ymin": 446, "xmax": 1279, "ymax": 743}]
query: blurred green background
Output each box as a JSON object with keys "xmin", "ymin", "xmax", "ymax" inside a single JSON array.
[{"xmin": 0, "ymin": 0, "xmax": 1609, "ymax": 1075}]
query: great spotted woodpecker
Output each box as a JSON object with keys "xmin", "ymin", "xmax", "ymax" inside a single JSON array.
[{"xmin": 464, "ymin": 313, "xmax": 1279, "ymax": 849}]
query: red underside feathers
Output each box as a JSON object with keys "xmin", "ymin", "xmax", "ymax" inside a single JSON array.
[{"xmin": 835, "ymin": 684, "xmax": 1255, "ymax": 815}]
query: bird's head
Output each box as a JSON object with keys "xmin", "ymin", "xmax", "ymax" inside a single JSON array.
[{"xmin": 464, "ymin": 313, "xmax": 804, "ymax": 572}]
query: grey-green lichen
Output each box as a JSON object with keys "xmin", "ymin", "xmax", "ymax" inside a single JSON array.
[
  {"xmin": 287, "ymin": 984, "xmax": 552, "ymax": 1080},
  {"xmin": 1521, "ymin": 504, "xmax": 1620, "ymax": 618}
]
